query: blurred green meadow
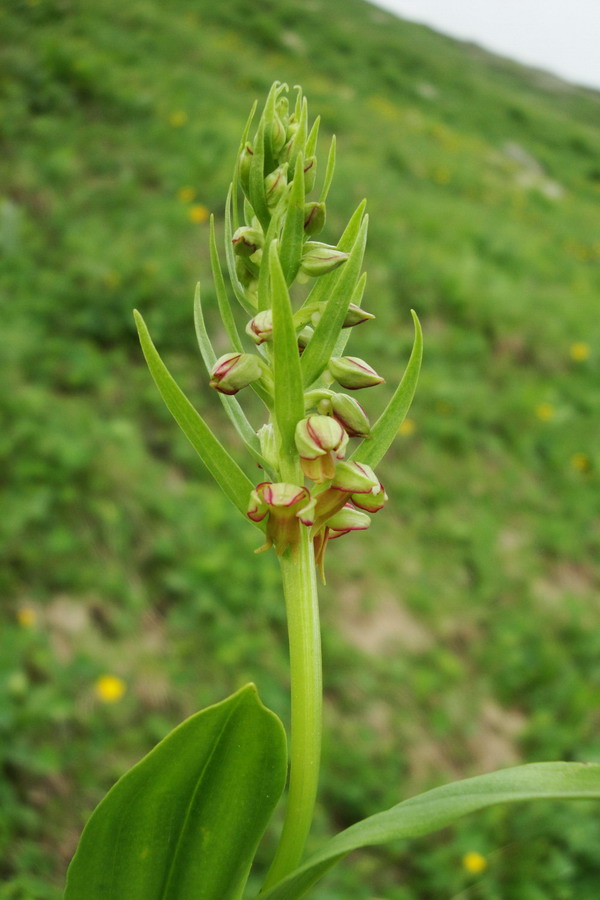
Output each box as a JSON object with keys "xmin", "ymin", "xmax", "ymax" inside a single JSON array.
[{"xmin": 2, "ymin": 0, "xmax": 600, "ymax": 896}]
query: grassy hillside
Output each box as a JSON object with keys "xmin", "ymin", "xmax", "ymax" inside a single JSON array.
[{"xmin": 1, "ymin": 0, "xmax": 599, "ymax": 897}]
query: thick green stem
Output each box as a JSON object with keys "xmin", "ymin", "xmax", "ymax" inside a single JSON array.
[{"xmin": 262, "ymin": 528, "xmax": 322, "ymax": 889}]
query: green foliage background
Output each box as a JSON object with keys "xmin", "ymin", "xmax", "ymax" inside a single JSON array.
[{"xmin": 1, "ymin": 0, "xmax": 599, "ymax": 896}]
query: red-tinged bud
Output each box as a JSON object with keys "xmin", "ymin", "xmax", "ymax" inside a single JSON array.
[
  {"xmin": 239, "ymin": 143, "xmax": 253, "ymax": 195},
  {"xmin": 300, "ymin": 243, "xmax": 349, "ymax": 278},
  {"xmin": 342, "ymin": 303, "xmax": 375, "ymax": 328},
  {"xmin": 327, "ymin": 356, "xmax": 384, "ymax": 390},
  {"xmin": 327, "ymin": 503, "xmax": 371, "ymax": 538},
  {"xmin": 265, "ymin": 166, "xmax": 288, "ymax": 208},
  {"xmin": 303, "ymin": 155, "xmax": 317, "ymax": 193},
  {"xmin": 331, "ymin": 460, "xmax": 380, "ymax": 494},
  {"xmin": 329, "ymin": 393, "xmax": 371, "ymax": 438},
  {"xmin": 232, "ymin": 226, "xmax": 263, "ymax": 258},
  {"xmin": 351, "ymin": 483, "xmax": 388, "ymax": 513},
  {"xmin": 209, "ymin": 352, "xmax": 263, "ymax": 395},
  {"xmin": 295, "ymin": 414, "xmax": 349, "ymax": 483},
  {"xmin": 246, "ymin": 309, "xmax": 273, "ymax": 345},
  {"xmin": 247, "ymin": 482, "xmax": 313, "ymax": 555},
  {"xmin": 303, "ymin": 201, "xmax": 326, "ymax": 236}
]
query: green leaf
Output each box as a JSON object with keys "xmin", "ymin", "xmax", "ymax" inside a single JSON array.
[
  {"xmin": 279, "ymin": 153, "xmax": 305, "ymax": 285},
  {"xmin": 192, "ymin": 286, "xmax": 267, "ymax": 470},
  {"xmin": 352, "ymin": 310, "xmax": 423, "ymax": 468},
  {"xmin": 224, "ymin": 184, "xmax": 255, "ymax": 315},
  {"xmin": 232, "ymin": 100, "xmax": 258, "ymax": 231},
  {"xmin": 259, "ymin": 762, "xmax": 600, "ymax": 900},
  {"xmin": 249, "ymin": 116, "xmax": 270, "ymax": 231},
  {"xmin": 134, "ymin": 310, "xmax": 257, "ymax": 520},
  {"xmin": 319, "ymin": 135, "xmax": 336, "ymax": 203},
  {"xmin": 65, "ymin": 685, "xmax": 287, "ymax": 900},
  {"xmin": 209, "ymin": 215, "xmax": 244, "ymax": 353},
  {"xmin": 331, "ymin": 271, "xmax": 367, "ymax": 358},
  {"xmin": 301, "ymin": 216, "xmax": 368, "ymax": 388},
  {"xmin": 305, "ymin": 115, "xmax": 320, "ymax": 159},
  {"xmin": 269, "ymin": 242, "xmax": 304, "ymax": 474}
]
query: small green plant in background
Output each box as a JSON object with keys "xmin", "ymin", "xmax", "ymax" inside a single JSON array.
[{"xmin": 64, "ymin": 83, "xmax": 600, "ymax": 899}]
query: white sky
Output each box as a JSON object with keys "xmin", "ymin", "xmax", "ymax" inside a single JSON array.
[{"xmin": 369, "ymin": 0, "xmax": 600, "ymax": 91}]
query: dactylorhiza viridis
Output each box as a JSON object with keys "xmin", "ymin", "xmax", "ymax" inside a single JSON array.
[{"xmin": 66, "ymin": 81, "xmax": 600, "ymax": 900}]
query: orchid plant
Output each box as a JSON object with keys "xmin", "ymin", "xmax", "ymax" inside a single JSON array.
[{"xmin": 65, "ymin": 82, "xmax": 600, "ymax": 899}]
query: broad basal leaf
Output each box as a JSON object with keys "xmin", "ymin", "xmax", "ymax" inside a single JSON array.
[{"xmin": 66, "ymin": 685, "xmax": 287, "ymax": 900}]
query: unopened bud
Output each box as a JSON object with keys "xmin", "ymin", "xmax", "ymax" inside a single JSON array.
[
  {"xmin": 246, "ymin": 309, "xmax": 273, "ymax": 345},
  {"xmin": 257, "ymin": 424, "xmax": 279, "ymax": 471},
  {"xmin": 297, "ymin": 325, "xmax": 314, "ymax": 352},
  {"xmin": 239, "ymin": 143, "xmax": 253, "ymax": 194},
  {"xmin": 351, "ymin": 483, "xmax": 388, "ymax": 513},
  {"xmin": 303, "ymin": 155, "xmax": 317, "ymax": 193},
  {"xmin": 330, "ymin": 393, "xmax": 371, "ymax": 438},
  {"xmin": 342, "ymin": 303, "xmax": 375, "ymax": 328},
  {"xmin": 328, "ymin": 356, "xmax": 384, "ymax": 390},
  {"xmin": 232, "ymin": 226, "xmax": 263, "ymax": 257},
  {"xmin": 209, "ymin": 352, "xmax": 263, "ymax": 395},
  {"xmin": 295, "ymin": 414, "xmax": 349, "ymax": 483},
  {"xmin": 327, "ymin": 503, "xmax": 371, "ymax": 538},
  {"xmin": 304, "ymin": 201, "xmax": 326, "ymax": 236},
  {"xmin": 331, "ymin": 460, "xmax": 380, "ymax": 494},
  {"xmin": 300, "ymin": 243, "xmax": 349, "ymax": 278},
  {"xmin": 271, "ymin": 113, "xmax": 287, "ymax": 158},
  {"xmin": 265, "ymin": 166, "xmax": 288, "ymax": 208}
]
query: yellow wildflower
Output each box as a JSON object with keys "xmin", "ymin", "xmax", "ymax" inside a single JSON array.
[
  {"xmin": 169, "ymin": 110, "xmax": 188, "ymax": 128},
  {"xmin": 535, "ymin": 402, "xmax": 554, "ymax": 421},
  {"xmin": 463, "ymin": 851, "xmax": 487, "ymax": 875},
  {"xmin": 178, "ymin": 186, "xmax": 196, "ymax": 203},
  {"xmin": 570, "ymin": 453, "xmax": 590, "ymax": 473},
  {"xmin": 16, "ymin": 607, "xmax": 37, "ymax": 628},
  {"xmin": 188, "ymin": 204, "xmax": 209, "ymax": 224},
  {"xmin": 95, "ymin": 675, "xmax": 126, "ymax": 704},
  {"xmin": 398, "ymin": 418, "xmax": 416, "ymax": 436},
  {"xmin": 570, "ymin": 342, "xmax": 590, "ymax": 362}
]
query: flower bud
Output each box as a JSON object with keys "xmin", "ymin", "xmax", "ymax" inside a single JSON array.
[
  {"xmin": 239, "ymin": 143, "xmax": 253, "ymax": 195},
  {"xmin": 329, "ymin": 393, "xmax": 371, "ymax": 438},
  {"xmin": 232, "ymin": 226, "xmax": 263, "ymax": 257},
  {"xmin": 297, "ymin": 325, "xmax": 313, "ymax": 353},
  {"xmin": 351, "ymin": 483, "xmax": 388, "ymax": 513},
  {"xmin": 342, "ymin": 303, "xmax": 375, "ymax": 328},
  {"xmin": 303, "ymin": 201, "xmax": 326, "ymax": 236},
  {"xmin": 246, "ymin": 309, "xmax": 273, "ymax": 345},
  {"xmin": 328, "ymin": 356, "xmax": 384, "ymax": 390},
  {"xmin": 300, "ymin": 243, "xmax": 349, "ymax": 278},
  {"xmin": 209, "ymin": 352, "xmax": 263, "ymax": 395},
  {"xmin": 331, "ymin": 460, "xmax": 380, "ymax": 494},
  {"xmin": 265, "ymin": 166, "xmax": 288, "ymax": 208},
  {"xmin": 271, "ymin": 113, "xmax": 287, "ymax": 158},
  {"xmin": 295, "ymin": 414, "xmax": 349, "ymax": 483},
  {"xmin": 303, "ymin": 155, "xmax": 317, "ymax": 193},
  {"xmin": 327, "ymin": 503, "xmax": 371, "ymax": 538},
  {"xmin": 247, "ymin": 481, "xmax": 314, "ymax": 555},
  {"xmin": 257, "ymin": 424, "xmax": 279, "ymax": 471}
]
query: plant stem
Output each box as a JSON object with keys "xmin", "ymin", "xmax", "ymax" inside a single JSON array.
[{"xmin": 262, "ymin": 527, "xmax": 322, "ymax": 889}]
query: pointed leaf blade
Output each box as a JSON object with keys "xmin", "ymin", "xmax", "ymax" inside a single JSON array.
[
  {"xmin": 352, "ymin": 310, "xmax": 423, "ymax": 468},
  {"xmin": 259, "ymin": 762, "xmax": 600, "ymax": 900},
  {"xmin": 269, "ymin": 243, "xmax": 304, "ymax": 471},
  {"xmin": 134, "ymin": 310, "xmax": 255, "ymax": 519},
  {"xmin": 66, "ymin": 685, "xmax": 287, "ymax": 900}
]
